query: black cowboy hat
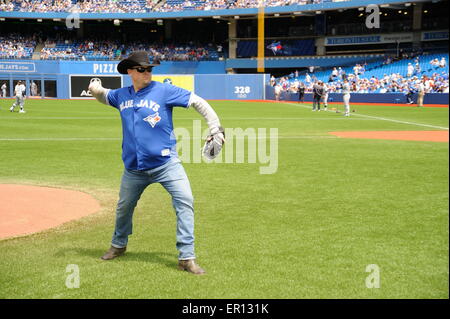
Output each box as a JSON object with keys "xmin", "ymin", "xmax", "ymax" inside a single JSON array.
[{"xmin": 117, "ymin": 51, "xmax": 160, "ymax": 75}]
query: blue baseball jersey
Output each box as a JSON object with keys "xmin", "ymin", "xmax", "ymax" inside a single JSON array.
[{"xmin": 107, "ymin": 81, "xmax": 191, "ymax": 170}]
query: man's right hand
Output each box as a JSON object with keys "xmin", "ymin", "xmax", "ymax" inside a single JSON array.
[
  {"xmin": 88, "ymin": 78, "xmax": 109, "ymax": 105},
  {"xmin": 88, "ymin": 78, "xmax": 102, "ymax": 92}
]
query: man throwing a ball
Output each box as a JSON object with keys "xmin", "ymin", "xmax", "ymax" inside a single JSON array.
[{"xmin": 88, "ymin": 51, "xmax": 225, "ymax": 275}]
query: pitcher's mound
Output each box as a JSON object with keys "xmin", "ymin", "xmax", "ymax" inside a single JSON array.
[{"xmin": 0, "ymin": 184, "xmax": 101, "ymax": 240}]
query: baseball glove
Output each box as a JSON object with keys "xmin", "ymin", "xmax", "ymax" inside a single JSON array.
[{"xmin": 202, "ymin": 126, "xmax": 225, "ymax": 160}]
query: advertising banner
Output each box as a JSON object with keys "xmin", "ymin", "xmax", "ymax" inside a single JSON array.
[
  {"xmin": 69, "ymin": 75, "xmax": 122, "ymax": 99},
  {"xmin": 0, "ymin": 62, "xmax": 36, "ymax": 73},
  {"xmin": 152, "ymin": 75, "xmax": 195, "ymax": 92},
  {"xmin": 325, "ymin": 33, "xmax": 413, "ymax": 46}
]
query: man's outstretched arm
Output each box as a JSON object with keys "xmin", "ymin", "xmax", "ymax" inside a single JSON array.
[{"xmin": 88, "ymin": 78, "xmax": 110, "ymax": 105}]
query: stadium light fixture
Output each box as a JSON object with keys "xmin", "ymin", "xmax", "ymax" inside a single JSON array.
[
  {"xmin": 405, "ymin": 2, "xmax": 411, "ymax": 6},
  {"xmin": 274, "ymin": 13, "xmax": 280, "ymax": 17},
  {"xmin": 198, "ymin": 18, "xmax": 203, "ymax": 21},
  {"xmin": 134, "ymin": 19, "xmax": 143, "ymax": 22},
  {"xmin": 380, "ymin": 4, "xmax": 390, "ymax": 7},
  {"xmin": 315, "ymin": 11, "xmax": 322, "ymax": 14},
  {"xmin": 234, "ymin": 16, "xmax": 240, "ymax": 19},
  {"xmin": 294, "ymin": 11, "xmax": 302, "ymax": 15},
  {"xmin": 358, "ymin": 7, "xmax": 364, "ymax": 11},
  {"xmin": 37, "ymin": 19, "xmax": 42, "ymax": 22},
  {"xmin": 213, "ymin": 16, "xmax": 221, "ymax": 19},
  {"xmin": 0, "ymin": 18, "xmax": 5, "ymax": 21},
  {"xmin": 53, "ymin": 18, "xmax": 61, "ymax": 21}
]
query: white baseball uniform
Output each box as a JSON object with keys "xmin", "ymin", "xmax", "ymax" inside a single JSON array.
[
  {"xmin": 342, "ymin": 82, "xmax": 351, "ymax": 116},
  {"xmin": 1, "ymin": 83, "xmax": 6, "ymax": 97},
  {"xmin": 10, "ymin": 83, "xmax": 26, "ymax": 112}
]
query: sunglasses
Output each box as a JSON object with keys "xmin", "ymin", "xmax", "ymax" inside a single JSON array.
[{"xmin": 132, "ymin": 66, "xmax": 153, "ymax": 73}]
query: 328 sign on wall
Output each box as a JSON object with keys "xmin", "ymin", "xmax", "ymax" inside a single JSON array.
[{"xmin": 234, "ymin": 86, "xmax": 251, "ymax": 98}]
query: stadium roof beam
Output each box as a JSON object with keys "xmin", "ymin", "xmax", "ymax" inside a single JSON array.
[
  {"xmin": 386, "ymin": 5, "xmax": 405, "ymax": 8},
  {"xmin": 293, "ymin": 11, "xmax": 315, "ymax": 16}
]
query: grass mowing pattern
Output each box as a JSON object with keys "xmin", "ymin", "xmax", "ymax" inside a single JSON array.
[{"xmin": 0, "ymin": 99, "xmax": 448, "ymax": 298}]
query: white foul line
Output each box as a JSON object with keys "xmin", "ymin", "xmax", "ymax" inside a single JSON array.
[
  {"xmin": 0, "ymin": 138, "xmax": 121, "ymax": 141},
  {"xmin": 286, "ymin": 102, "xmax": 449, "ymax": 130},
  {"xmin": 0, "ymin": 136, "xmax": 337, "ymax": 142},
  {"xmin": 348, "ymin": 113, "xmax": 449, "ymax": 130},
  {"xmin": 0, "ymin": 116, "xmax": 368, "ymax": 121}
]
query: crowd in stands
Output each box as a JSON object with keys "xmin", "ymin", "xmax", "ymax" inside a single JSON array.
[
  {"xmin": 0, "ymin": 0, "xmax": 338, "ymax": 13},
  {"xmin": 0, "ymin": 34, "xmax": 36, "ymax": 59},
  {"xmin": 273, "ymin": 55, "xmax": 449, "ymax": 95},
  {"xmin": 0, "ymin": 0, "xmax": 160, "ymax": 13},
  {"xmin": 38, "ymin": 36, "xmax": 223, "ymax": 61}
]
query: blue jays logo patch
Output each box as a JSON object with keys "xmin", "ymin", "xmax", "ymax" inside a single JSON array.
[{"xmin": 143, "ymin": 112, "xmax": 161, "ymax": 128}]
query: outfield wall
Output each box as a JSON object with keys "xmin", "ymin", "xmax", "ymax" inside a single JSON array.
[
  {"xmin": 0, "ymin": 60, "xmax": 267, "ymax": 100},
  {"xmin": 265, "ymin": 86, "xmax": 449, "ymax": 105},
  {"xmin": 1, "ymin": 59, "xmax": 447, "ymax": 103}
]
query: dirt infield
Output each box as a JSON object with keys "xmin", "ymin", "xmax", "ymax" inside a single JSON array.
[
  {"xmin": 329, "ymin": 130, "xmax": 449, "ymax": 142},
  {"xmin": 0, "ymin": 184, "xmax": 101, "ymax": 240}
]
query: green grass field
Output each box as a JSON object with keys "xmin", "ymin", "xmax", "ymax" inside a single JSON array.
[{"xmin": 0, "ymin": 98, "xmax": 448, "ymax": 299}]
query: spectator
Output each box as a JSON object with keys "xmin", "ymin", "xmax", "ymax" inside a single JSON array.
[{"xmin": 407, "ymin": 63, "xmax": 414, "ymax": 77}]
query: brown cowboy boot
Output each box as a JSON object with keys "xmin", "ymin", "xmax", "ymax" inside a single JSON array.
[
  {"xmin": 101, "ymin": 246, "xmax": 126, "ymax": 260},
  {"xmin": 178, "ymin": 259, "xmax": 206, "ymax": 275}
]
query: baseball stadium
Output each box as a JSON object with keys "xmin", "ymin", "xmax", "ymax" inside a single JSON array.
[{"xmin": 0, "ymin": 0, "xmax": 448, "ymax": 302}]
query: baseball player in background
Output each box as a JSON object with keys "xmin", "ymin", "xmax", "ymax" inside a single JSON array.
[
  {"xmin": 274, "ymin": 83, "xmax": 282, "ymax": 101},
  {"xmin": 31, "ymin": 81, "xmax": 38, "ymax": 97},
  {"xmin": 88, "ymin": 51, "xmax": 225, "ymax": 275},
  {"xmin": 417, "ymin": 79, "xmax": 426, "ymax": 107},
  {"xmin": 312, "ymin": 81, "xmax": 324, "ymax": 111},
  {"xmin": 1, "ymin": 82, "xmax": 7, "ymax": 97},
  {"xmin": 322, "ymin": 82, "xmax": 329, "ymax": 111},
  {"xmin": 342, "ymin": 79, "xmax": 351, "ymax": 116},
  {"xmin": 10, "ymin": 81, "xmax": 26, "ymax": 113}
]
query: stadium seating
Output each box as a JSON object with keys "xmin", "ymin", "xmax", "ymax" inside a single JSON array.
[
  {"xmin": 38, "ymin": 39, "xmax": 223, "ymax": 61},
  {"xmin": 1, "ymin": 0, "xmax": 354, "ymax": 13},
  {"xmin": 276, "ymin": 53, "xmax": 449, "ymax": 93},
  {"xmin": 0, "ymin": 35, "xmax": 35, "ymax": 59}
]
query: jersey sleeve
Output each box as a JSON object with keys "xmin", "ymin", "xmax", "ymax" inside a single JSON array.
[
  {"xmin": 164, "ymin": 84, "xmax": 191, "ymax": 108},
  {"xmin": 106, "ymin": 88, "xmax": 120, "ymax": 109}
]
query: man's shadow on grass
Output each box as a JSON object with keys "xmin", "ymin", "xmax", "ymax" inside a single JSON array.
[{"xmin": 55, "ymin": 247, "xmax": 177, "ymax": 270}]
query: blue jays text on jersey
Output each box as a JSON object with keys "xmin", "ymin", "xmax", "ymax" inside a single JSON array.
[{"xmin": 107, "ymin": 81, "xmax": 191, "ymax": 170}]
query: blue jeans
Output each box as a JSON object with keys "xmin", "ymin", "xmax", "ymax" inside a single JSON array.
[{"xmin": 111, "ymin": 158, "xmax": 196, "ymax": 260}]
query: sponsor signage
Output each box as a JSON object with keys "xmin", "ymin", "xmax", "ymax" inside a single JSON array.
[
  {"xmin": 325, "ymin": 33, "xmax": 413, "ymax": 46},
  {"xmin": 422, "ymin": 31, "xmax": 449, "ymax": 41},
  {"xmin": 0, "ymin": 62, "xmax": 36, "ymax": 72},
  {"xmin": 69, "ymin": 75, "xmax": 122, "ymax": 99},
  {"xmin": 152, "ymin": 75, "xmax": 194, "ymax": 92}
]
